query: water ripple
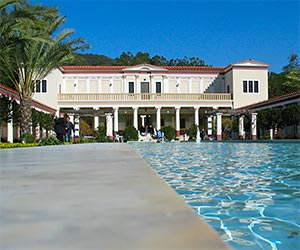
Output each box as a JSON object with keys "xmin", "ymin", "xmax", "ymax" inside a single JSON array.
[{"xmin": 130, "ymin": 141, "xmax": 300, "ymax": 250}]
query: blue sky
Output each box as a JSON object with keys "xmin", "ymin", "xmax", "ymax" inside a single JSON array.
[{"xmin": 30, "ymin": 0, "xmax": 299, "ymax": 73}]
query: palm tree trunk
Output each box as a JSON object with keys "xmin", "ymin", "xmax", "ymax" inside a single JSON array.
[{"xmin": 20, "ymin": 96, "xmax": 32, "ymax": 135}]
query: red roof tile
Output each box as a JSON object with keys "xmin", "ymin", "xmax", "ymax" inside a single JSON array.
[{"xmin": 60, "ymin": 64, "xmax": 225, "ymax": 73}]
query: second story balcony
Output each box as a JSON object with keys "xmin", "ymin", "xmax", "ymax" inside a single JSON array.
[{"xmin": 57, "ymin": 93, "xmax": 233, "ymax": 108}]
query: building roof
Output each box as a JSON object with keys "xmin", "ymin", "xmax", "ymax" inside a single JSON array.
[
  {"xmin": 223, "ymin": 59, "xmax": 270, "ymax": 73},
  {"xmin": 60, "ymin": 59, "xmax": 268, "ymax": 74},
  {"xmin": 238, "ymin": 91, "xmax": 300, "ymax": 111},
  {"xmin": 0, "ymin": 84, "xmax": 56, "ymax": 114},
  {"xmin": 60, "ymin": 64, "xmax": 225, "ymax": 73}
]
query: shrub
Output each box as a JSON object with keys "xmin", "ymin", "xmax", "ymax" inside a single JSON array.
[
  {"xmin": 96, "ymin": 125, "xmax": 107, "ymax": 142},
  {"xmin": 21, "ymin": 133, "xmax": 34, "ymax": 143},
  {"xmin": 39, "ymin": 137, "xmax": 63, "ymax": 146},
  {"xmin": 0, "ymin": 142, "xmax": 37, "ymax": 149},
  {"xmin": 161, "ymin": 126, "xmax": 175, "ymax": 141},
  {"xmin": 123, "ymin": 125, "xmax": 138, "ymax": 141},
  {"xmin": 189, "ymin": 124, "xmax": 198, "ymax": 139}
]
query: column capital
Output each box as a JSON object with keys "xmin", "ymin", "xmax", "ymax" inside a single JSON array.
[
  {"xmin": 175, "ymin": 106, "xmax": 181, "ymax": 110},
  {"xmin": 155, "ymin": 106, "xmax": 161, "ymax": 110},
  {"xmin": 113, "ymin": 106, "xmax": 119, "ymax": 111},
  {"xmin": 132, "ymin": 106, "xmax": 139, "ymax": 110},
  {"xmin": 194, "ymin": 106, "xmax": 200, "ymax": 110}
]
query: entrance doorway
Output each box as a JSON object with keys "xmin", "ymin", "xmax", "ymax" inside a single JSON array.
[{"xmin": 141, "ymin": 82, "xmax": 149, "ymax": 93}]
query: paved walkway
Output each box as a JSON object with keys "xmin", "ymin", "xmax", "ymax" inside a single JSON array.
[{"xmin": 0, "ymin": 143, "xmax": 231, "ymax": 250}]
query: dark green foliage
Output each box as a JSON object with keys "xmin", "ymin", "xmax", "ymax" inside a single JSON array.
[
  {"xmin": 39, "ymin": 136, "xmax": 63, "ymax": 146},
  {"xmin": 95, "ymin": 125, "xmax": 107, "ymax": 142},
  {"xmin": 67, "ymin": 53, "xmax": 115, "ymax": 66},
  {"xmin": 258, "ymin": 104, "xmax": 300, "ymax": 131},
  {"xmin": 69, "ymin": 51, "xmax": 206, "ymax": 67},
  {"xmin": 123, "ymin": 125, "xmax": 138, "ymax": 141},
  {"xmin": 161, "ymin": 126, "xmax": 176, "ymax": 141},
  {"xmin": 282, "ymin": 104, "xmax": 300, "ymax": 126},
  {"xmin": 189, "ymin": 124, "xmax": 198, "ymax": 139},
  {"xmin": 21, "ymin": 132, "xmax": 34, "ymax": 143}
]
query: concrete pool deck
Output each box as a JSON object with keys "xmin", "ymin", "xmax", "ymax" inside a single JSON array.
[{"xmin": 0, "ymin": 143, "xmax": 231, "ymax": 250}]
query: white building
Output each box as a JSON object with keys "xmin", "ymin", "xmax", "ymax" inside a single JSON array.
[{"xmin": 32, "ymin": 59, "xmax": 269, "ymax": 140}]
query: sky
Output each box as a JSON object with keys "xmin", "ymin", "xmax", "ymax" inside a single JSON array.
[{"xmin": 29, "ymin": 0, "xmax": 299, "ymax": 73}]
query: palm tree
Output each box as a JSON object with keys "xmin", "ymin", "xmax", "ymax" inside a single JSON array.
[{"xmin": 0, "ymin": 0, "xmax": 88, "ymax": 135}]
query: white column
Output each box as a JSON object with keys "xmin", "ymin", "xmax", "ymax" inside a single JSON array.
[
  {"xmin": 200, "ymin": 77, "xmax": 203, "ymax": 93},
  {"xmin": 94, "ymin": 108, "xmax": 99, "ymax": 131},
  {"xmin": 207, "ymin": 115, "xmax": 212, "ymax": 137},
  {"xmin": 216, "ymin": 113, "xmax": 222, "ymax": 141},
  {"xmin": 113, "ymin": 107, "xmax": 119, "ymax": 136},
  {"xmin": 239, "ymin": 115, "xmax": 245, "ymax": 139},
  {"xmin": 122, "ymin": 75, "xmax": 125, "ymax": 93},
  {"xmin": 176, "ymin": 78, "xmax": 180, "ymax": 93},
  {"xmin": 194, "ymin": 106, "xmax": 199, "ymax": 126},
  {"xmin": 164, "ymin": 76, "xmax": 169, "ymax": 93},
  {"xmin": 7, "ymin": 100, "xmax": 13, "ymax": 143},
  {"xmin": 156, "ymin": 106, "xmax": 161, "ymax": 131},
  {"xmin": 175, "ymin": 106, "xmax": 181, "ymax": 136},
  {"xmin": 105, "ymin": 113, "xmax": 113, "ymax": 137},
  {"xmin": 251, "ymin": 113, "xmax": 257, "ymax": 140},
  {"xmin": 97, "ymin": 77, "xmax": 102, "ymax": 93},
  {"xmin": 74, "ymin": 113, "xmax": 80, "ymax": 138},
  {"xmin": 140, "ymin": 115, "xmax": 146, "ymax": 127},
  {"xmin": 270, "ymin": 128, "xmax": 274, "ymax": 140},
  {"xmin": 136, "ymin": 75, "xmax": 140, "ymax": 93},
  {"xmin": 74, "ymin": 78, "xmax": 78, "ymax": 93},
  {"xmin": 62, "ymin": 77, "xmax": 66, "ymax": 93},
  {"xmin": 86, "ymin": 77, "xmax": 90, "ymax": 93},
  {"xmin": 150, "ymin": 75, "xmax": 154, "ymax": 93},
  {"xmin": 109, "ymin": 78, "xmax": 113, "ymax": 93},
  {"xmin": 133, "ymin": 106, "xmax": 138, "ymax": 130},
  {"xmin": 188, "ymin": 77, "xmax": 192, "ymax": 93}
]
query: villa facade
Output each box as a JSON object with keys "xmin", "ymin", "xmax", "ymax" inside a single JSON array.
[
  {"xmin": 1, "ymin": 59, "xmax": 270, "ymax": 142},
  {"xmin": 31, "ymin": 59, "xmax": 269, "ymax": 140}
]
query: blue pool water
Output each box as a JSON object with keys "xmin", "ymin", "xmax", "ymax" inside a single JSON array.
[{"xmin": 130, "ymin": 141, "xmax": 300, "ymax": 250}]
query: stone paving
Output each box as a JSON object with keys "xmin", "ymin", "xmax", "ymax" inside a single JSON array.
[{"xmin": 0, "ymin": 143, "xmax": 231, "ymax": 250}]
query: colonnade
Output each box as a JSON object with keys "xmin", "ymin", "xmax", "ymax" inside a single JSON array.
[{"xmin": 66, "ymin": 106, "xmax": 258, "ymax": 141}]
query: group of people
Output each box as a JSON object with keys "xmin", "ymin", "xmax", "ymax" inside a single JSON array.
[
  {"xmin": 54, "ymin": 115, "xmax": 75, "ymax": 142},
  {"xmin": 139, "ymin": 124, "xmax": 164, "ymax": 141}
]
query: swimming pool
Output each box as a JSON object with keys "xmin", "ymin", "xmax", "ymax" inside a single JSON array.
[{"xmin": 130, "ymin": 141, "xmax": 300, "ymax": 250}]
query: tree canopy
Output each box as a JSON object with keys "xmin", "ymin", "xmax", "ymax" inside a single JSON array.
[
  {"xmin": 0, "ymin": 0, "xmax": 88, "ymax": 134},
  {"xmin": 69, "ymin": 51, "xmax": 206, "ymax": 67}
]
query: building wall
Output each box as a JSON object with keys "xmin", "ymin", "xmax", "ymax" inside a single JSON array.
[
  {"xmin": 33, "ymin": 69, "xmax": 61, "ymax": 113},
  {"xmin": 232, "ymin": 68, "xmax": 268, "ymax": 109}
]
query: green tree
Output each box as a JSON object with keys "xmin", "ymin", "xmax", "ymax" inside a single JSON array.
[
  {"xmin": 123, "ymin": 125, "xmax": 138, "ymax": 141},
  {"xmin": 161, "ymin": 126, "xmax": 175, "ymax": 141},
  {"xmin": 114, "ymin": 51, "xmax": 134, "ymax": 65},
  {"xmin": 282, "ymin": 53, "xmax": 299, "ymax": 73},
  {"xmin": 0, "ymin": 0, "xmax": 88, "ymax": 135}
]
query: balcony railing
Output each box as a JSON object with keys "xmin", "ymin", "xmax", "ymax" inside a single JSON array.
[{"xmin": 58, "ymin": 93, "xmax": 232, "ymax": 102}]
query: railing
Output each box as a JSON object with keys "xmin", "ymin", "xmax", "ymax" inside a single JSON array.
[{"xmin": 58, "ymin": 93, "xmax": 232, "ymax": 102}]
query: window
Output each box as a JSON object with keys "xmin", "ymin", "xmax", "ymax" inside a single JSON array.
[
  {"xmin": 243, "ymin": 80, "xmax": 259, "ymax": 93},
  {"xmin": 249, "ymin": 81, "xmax": 253, "ymax": 93},
  {"xmin": 35, "ymin": 81, "xmax": 41, "ymax": 93},
  {"xmin": 227, "ymin": 85, "xmax": 230, "ymax": 93},
  {"xmin": 243, "ymin": 81, "xmax": 247, "ymax": 93},
  {"xmin": 254, "ymin": 81, "xmax": 259, "ymax": 93},
  {"xmin": 156, "ymin": 82, "xmax": 161, "ymax": 93},
  {"xmin": 42, "ymin": 80, "xmax": 47, "ymax": 93},
  {"xmin": 35, "ymin": 80, "xmax": 47, "ymax": 93},
  {"xmin": 129, "ymin": 82, "xmax": 134, "ymax": 93}
]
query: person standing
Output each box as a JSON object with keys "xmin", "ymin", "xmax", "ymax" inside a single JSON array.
[
  {"xmin": 65, "ymin": 116, "xmax": 75, "ymax": 142},
  {"xmin": 54, "ymin": 116, "xmax": 66, "ymax": 142}
]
